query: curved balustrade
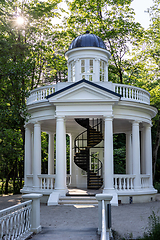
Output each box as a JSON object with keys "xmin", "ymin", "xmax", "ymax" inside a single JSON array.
[
  {"xmin": 141, "ymin": 175, "xmax": 150, "ymax": 188},
  {"xmin": 27, "ymin": 85, "xmax": 56, "ymax": 105},
  {"xmin": 114, "ymin": 175, "xmax": 135, "ymax": 191},
  {"xmin": 38, "ymin": 174, "xmax": 55, "ymax": 190},
  {"xmin": 26, "ymin": 83, "xmax": 150, "ymax": 105},
  {"xmin": 114, "ymin": 174, "xmax": 151, "ymax": 191},
  {"xmin": 38, "ymin": 174, "xmax": 71, "ymax": 190},
  {"xmin": 113, "ymin": 84, "xmax": 150, "ymax": 104}
]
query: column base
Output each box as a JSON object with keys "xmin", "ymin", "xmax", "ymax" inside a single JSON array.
[
  {"xmin": 32, "ymin": 186, "xmax": 41, "ymax": 191},
  {"xmin": 31, "ymin": 225, "xmax": 41, "ymax": 234},
  {"xmin": 103, "ymin": 188, "xmax": 118, "ymax": 206}
]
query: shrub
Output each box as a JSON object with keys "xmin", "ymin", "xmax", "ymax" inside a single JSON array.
[{"xmin": 140, "ymin": 211, "xmax": 160, "ymax": 240}]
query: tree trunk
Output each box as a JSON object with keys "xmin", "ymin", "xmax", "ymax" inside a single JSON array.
[
  {"xmin": 119, "ymin": 70, "xmax": 123, "ymax": 84},
  {"xmin": 5, "ymin": 176, "xmax": 9, "ymax": 194},
  {"xmin": 20, "ymin": 125, "xmax": 25, "ymax": 189}
]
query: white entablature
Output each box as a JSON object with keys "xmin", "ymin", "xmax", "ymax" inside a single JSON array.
[{"xmin": 22, "ymin": 31, "xmax": 157, "ymax": 206}]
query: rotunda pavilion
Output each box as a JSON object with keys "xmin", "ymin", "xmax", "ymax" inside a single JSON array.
[{"xmin": 21, "ymin": 32, "xmax": 157, "ymax": 205}]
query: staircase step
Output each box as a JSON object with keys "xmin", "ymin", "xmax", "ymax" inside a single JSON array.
[
  {"xmin": 58, "ymin": 196, "xmax": 98, "ymax": 205},
  {"xmin": 87, "ymin": 186, "xmax": 102, "ymax": 189}
]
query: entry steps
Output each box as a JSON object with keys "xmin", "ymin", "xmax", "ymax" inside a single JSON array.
[{"xmin": 58, "ymin": 195, "xmax": 98, "ymax": 205}]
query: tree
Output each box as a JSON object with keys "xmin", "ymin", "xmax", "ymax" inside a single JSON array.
[
  {"xmin": 61, "ymin": 0, "xmax": 143, "ymax": 83},
  {"xmin": 124, "ymin": 0, "xmax": 160, "ymax": 180},
  {"xmin": 0, "ymin": 0, "xmax": 62, "ymax": 193}
]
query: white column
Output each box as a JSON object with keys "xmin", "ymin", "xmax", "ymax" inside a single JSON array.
[
  {"xmin": 141, "ymin": 127, "xmax": 146, "ymax": 174},
  {"xmin": 75, "ymin": 59, "xmax": 80, "ymax": 81},
  {"xmin": 55, "ymin": 116, "xmax": 67, "ymax": 194},
  {"xmin": 69, "ymin": 134, "xmax": 72, "ymax": 176},
  {"xmin": 33, "ymin": 122, "xmax": 41, "ymax": 189},
  {"xmin": 132, "ymin": 121, "xmax": 141, "ymax": 189},
  {"xmin": 31, "ymin": 131, "xmax": 34, "ymax": 175},
  {"xmin": 105, "ymin": 62, "xmax": 109, "ymax": 82},
  {"xmin": 67, "ymin": 62, "xmax": 70, "ymax": 82},
  {"xmin": 103, "ymin": 116, "xmax": 114, "ymax": 191},
  {"xmin": 48, "ymin": 133, "xmax": 54, "ymax": 175},
  {"xmin": 94, "ymin": 58, "xmax": 99, "ymax": 81},
  {"xmin": 24, "ymin": 126, "xmax": 32, "ymax": 188},
  {"xmin": 103, "ymin": 116, "xmax": 118, "ymax": 205},
  {"xmin": 126, "ymin": 132, "xmax": 132, "ymax": 174},
  {"xmin": 144, "ymin": 123, "xmax": 153, "ymax": 188}
]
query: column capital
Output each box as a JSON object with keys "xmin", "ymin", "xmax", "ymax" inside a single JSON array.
[
  {"xmin": 103, "ymin": 115, "xmax": 114, "ymax": 121},
  {"xmin": 55, "ymin": 115, "xmax": 65, "ymax": 120},
  {"xmin": 130, "ymin": 120, "xmax": 141, "ymax": 126},
  {"xmin": 125, "ymin": 131, "xmax": 132, "ymax": 135},
  {"xmin": 143, "ymin": 122, "xmax": 152, "ymax": 128},
  {"xmin": 47, "ymin": 131, "xmax": 55, "ymax": 135},
  {"xmin": 24, "ymin": 124, "xmax": 31, "ymax": 129},
  {"xmin": 33, "ymin": 121, "xmax": 41, "ymax": 126}
]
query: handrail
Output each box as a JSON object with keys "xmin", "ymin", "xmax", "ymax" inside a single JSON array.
[
  {"xmin": 90, "ymin": 154, "xmax": 103, "ymax": 174},
  {"xmin": 0, "ymin": 200, "xmax": 32, "ymax": 239},
  {"xmin": 74, "ymin": 119, "xmax": 102, "ymax": 151},
  {"xmin": 74, "ymin": 119, "xmax": 103, "ymax": 176},
  {"xmin": 0, "ymin": 200, "xmax": 32, "ymax": 218},
  {"xmin": 101, "ymin": 200, "xmax": 108, "ymax": 240}
]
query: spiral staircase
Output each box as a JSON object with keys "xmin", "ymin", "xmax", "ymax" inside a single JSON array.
[{"xmin": 74, "ymin": 118, "xmax": 103, "ymax": 189}]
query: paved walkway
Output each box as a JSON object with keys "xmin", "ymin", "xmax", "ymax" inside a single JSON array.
[{"xmin": 0, "ymin": 193, "xmax": 160, "ymax": 239}]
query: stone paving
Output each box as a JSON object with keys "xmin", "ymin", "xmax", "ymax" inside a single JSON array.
[{"xmin": 0, "ymin": 193, "xmax": 160, "ymax": 239}]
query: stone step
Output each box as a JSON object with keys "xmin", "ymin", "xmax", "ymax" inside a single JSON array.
[{"xmin": 58, "ymin": 196, "xmax": 98, "ymax": 205}]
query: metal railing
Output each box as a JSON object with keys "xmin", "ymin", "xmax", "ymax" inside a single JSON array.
[
  {"xmin": 74, "ymin": 119, "xmax": 103, "ymax": 188},
  {"xmin": 0, "ymin": 200, "xmax": 32, "ymax": 239}
]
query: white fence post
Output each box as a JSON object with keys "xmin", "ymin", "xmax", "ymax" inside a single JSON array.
[
  {"xmin": 22, "ymin": 193, "xmax": 42, "ymax": 233},
  {"xmin": 96, "ymin": 194, "xmax": 113, "ymax": 237}
]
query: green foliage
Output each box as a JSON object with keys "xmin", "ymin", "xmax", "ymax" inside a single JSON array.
[
  {"xmin": 154, "ymin": 182, "xmax": 160, "ymax": 193},
  {"xmin": 41, "ymin": 132, "xmax": 48, "ymax": 174},
  {"xmin": 113, "ymin": 134, "xmax": 126, "ymax": 174},
  {"xmin": 64, "ymin": 0, "xmax": 143, "ymax": 83},
  {"xmin": 66, "ymin": 134, "xmax": 70, "ymax": 174},
  {"xmin": 0, "ymin": 0, "xmax": 63, "ymax": 193},
  {"xmin": 139, "ymin": 211, "xmax": 160, "ymax": 240}
]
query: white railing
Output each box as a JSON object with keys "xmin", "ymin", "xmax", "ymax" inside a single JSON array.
[
  {"xmin": 101, "ymin": 200, "xmax": 109, "ymax": 240},
  {"xmin": 96, "ymin": 194, "xmax": 112, "ymax": 240},
  {"xmin": 26, "ymin": 83, "xmax": 150, "ymax": 105},
  {"xmin": 35, "ymin": 174, "xmax": 71, "ymax": 190},
  {"xmin": 114, "ymin": 174, "xmax": 135, "ymax": 191},
  {"xmin": 0, "ymin": 200, "xmax": 32, "ymax": 239},
  {"xmin": 141, "ymin": 174, "xmax": 150, "ymax": 188},
  {"xmin": 27, "ymin": 85, "xmax": 56, "ymax": 105},
  {"xmin": 114, "ymin": 84, "xmax": 150, "ymax": 104},
  {"xmin": 38, "ymin": 174, "xmax": 55, "ymax": 190}
]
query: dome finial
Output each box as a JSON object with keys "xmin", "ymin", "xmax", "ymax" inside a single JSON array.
[{"xmin": 86, "ymin": 30, "xmax": 90, "ymax": 34}]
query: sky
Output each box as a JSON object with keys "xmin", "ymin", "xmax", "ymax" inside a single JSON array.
[{"xmin": 131, "ymin": 0, "xmax": 153, "ymax": 29}]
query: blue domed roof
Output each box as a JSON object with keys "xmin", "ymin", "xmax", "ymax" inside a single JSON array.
[{"xmin": 68, "ymin": 31, "xmax": 106, "ymax": 50}]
